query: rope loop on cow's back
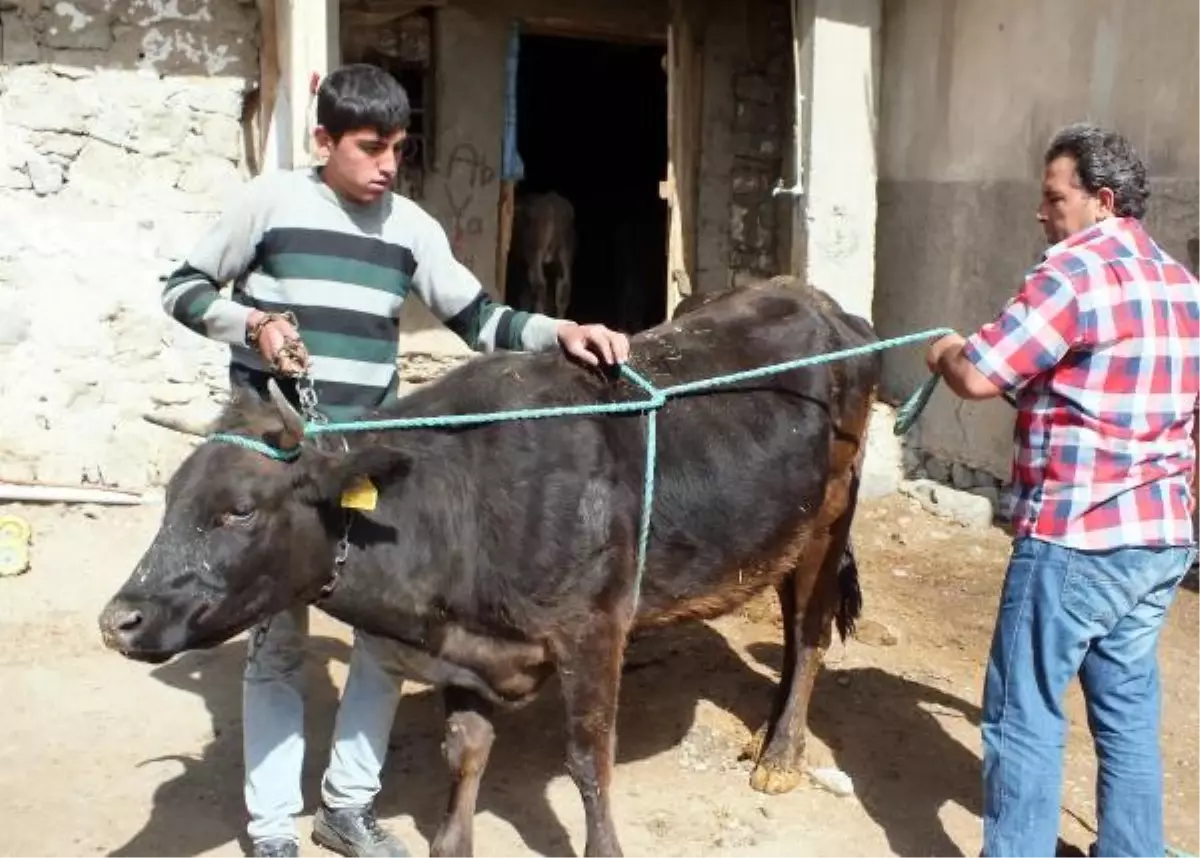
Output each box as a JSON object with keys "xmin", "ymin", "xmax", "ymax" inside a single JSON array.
[{"xmin": 209, "ymin": 325, "xmax": 955, "ymax": 612}]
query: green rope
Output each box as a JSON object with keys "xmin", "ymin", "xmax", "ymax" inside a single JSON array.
[
  {"xmin": 209, "ymin": 326, "xmax": 954, "ymax": 610},
  {"xmin": 209, "ymin": 431, "xmax": 302, "ymax": 462}
]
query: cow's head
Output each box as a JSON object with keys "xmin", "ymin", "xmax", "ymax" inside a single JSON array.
[{"xmin": 98, "ymin": 380, "xmax": 408, "ymax": 663}]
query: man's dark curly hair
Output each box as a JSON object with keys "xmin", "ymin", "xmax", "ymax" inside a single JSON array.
[{"xmin": 1045, "ymin": 123, "xmax": 1150, "ymax": 219}]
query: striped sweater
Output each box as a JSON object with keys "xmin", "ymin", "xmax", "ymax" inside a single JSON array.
[{"xmin": 162, "ymin": 167, "xmax": 561, "ymax": 419}]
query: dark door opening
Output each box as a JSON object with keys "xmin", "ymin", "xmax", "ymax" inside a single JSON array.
[{"xmin": 506, "ymin": 33, "xmax": 668, "ymax": 334}]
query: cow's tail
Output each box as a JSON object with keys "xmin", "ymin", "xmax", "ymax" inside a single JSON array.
[{"xmin": 834, "ymin": 539, "xmax": 862, "ymax": 642}]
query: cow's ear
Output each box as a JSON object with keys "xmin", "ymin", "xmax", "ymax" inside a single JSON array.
[{"xmin": 293, "ymin": 444, "xmax": 413, "ymax": 506}]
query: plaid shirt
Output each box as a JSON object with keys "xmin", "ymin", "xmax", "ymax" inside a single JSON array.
[{"xmin": 962, "ymin": 216, "xmax": 1199, "ymax": 550}]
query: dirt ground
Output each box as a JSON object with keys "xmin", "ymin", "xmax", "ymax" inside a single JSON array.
[{"xmin": 0, "ymin": 494, "xmax": 1196, "ymax": 857}]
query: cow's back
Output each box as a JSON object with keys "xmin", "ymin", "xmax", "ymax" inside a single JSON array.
[{"xmin": 383, "ymin": 280, "xmax": 880, "ymax": 632}]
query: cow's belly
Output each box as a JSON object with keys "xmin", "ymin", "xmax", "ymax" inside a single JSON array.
[{"xmin": 350, "ymin": 621, "xmax": 555, "ymax": 708}]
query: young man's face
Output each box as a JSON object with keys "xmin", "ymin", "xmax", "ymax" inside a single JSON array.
[
  {"xmin": 315, "ymin": 127, "xmax": 406, "ymax": 204},
  {"xmin": 1036, "ymin": 155, "xmax": 1115, "ymax": 245}
]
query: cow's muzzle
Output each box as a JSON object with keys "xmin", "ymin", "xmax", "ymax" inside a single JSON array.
[{"xmin": 98, "ymin": 598, "xmax": 169, "ymax": 662}]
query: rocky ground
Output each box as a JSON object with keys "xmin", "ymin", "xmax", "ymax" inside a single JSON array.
[{"xmin": 0, "ymin": 494, "xmax": 1195, "ymax": 858}]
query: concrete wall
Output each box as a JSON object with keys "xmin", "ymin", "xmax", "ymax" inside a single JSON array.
[
  {"xmin": 798, "ymin": 0, "xmax": 881, "ymax": 323},
  {"xmin": 0, "ymin": 0, "xmax": 259, "ymax": 488},
  {"xmin": 874, "ymin": 0, "xmax": 1200, "ymax": 480}
]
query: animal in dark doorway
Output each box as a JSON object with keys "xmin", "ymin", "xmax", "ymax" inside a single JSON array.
[{"xmin": 515, "ymin": 191, "xmax": 576, "ymax": 318}]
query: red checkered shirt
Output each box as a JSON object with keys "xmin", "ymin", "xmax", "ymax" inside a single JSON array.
[{"xmin": 962, "ymin": 216, "xmax": 1200, "ymax": 550}]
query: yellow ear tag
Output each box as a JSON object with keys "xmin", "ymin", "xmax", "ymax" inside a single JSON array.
[{"xmin": 340, "ymin": 476, "xmax": 378, "ymax": 511}]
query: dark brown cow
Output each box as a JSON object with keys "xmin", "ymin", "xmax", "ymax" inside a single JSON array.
[
  {"xmin": 98, "ymin": 277, "xmax": 882, "ymax": 857},
  {"xmin": 515, "ymin": 191, "xmax": 576, "ymax": 318}
]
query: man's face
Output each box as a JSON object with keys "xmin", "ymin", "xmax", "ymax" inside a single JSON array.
[
  {"xmin": 316, "ymin": 127, "xmax": 406, "ymax": 204},
  {"xmin": 1036, "ymin": 155, "xmax": 1115, "ymax": 245}
]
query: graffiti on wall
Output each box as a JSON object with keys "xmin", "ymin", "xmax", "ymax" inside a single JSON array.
[{"xmin": 440, "ymin": 142, "xmax": 495, "ymax": 272}]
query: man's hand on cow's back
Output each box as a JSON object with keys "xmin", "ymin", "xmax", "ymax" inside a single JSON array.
[
  {"xmin": 247, "ymin": 309, "xmax": 311, "ymax": 377},
  {"xmin": 556, "ymin": 321, "xmax": 630, "ymax": 367}
]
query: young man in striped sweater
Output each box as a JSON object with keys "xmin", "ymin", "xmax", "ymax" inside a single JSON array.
[{"xmin": 161, "ymin": 64, "xmax": 629, "ymax": 858}]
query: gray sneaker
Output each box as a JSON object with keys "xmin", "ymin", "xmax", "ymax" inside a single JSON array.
[
  {"xmin": 312, "ymin": 804, "xmax": 410, "ymax": 857},
  {"xmin": 252, "ymin": 839, "xmax": 299, "ymax": 858}
]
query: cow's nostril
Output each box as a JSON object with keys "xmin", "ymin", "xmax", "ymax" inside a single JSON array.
[{"xmin": 115, "ymin": 610, "xmax": 143, "ymax": 632}]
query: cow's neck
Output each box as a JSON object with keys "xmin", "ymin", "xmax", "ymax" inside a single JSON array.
[{"xmin": 311, "ymin": 432, "xmax": 473, "ymax": 649}]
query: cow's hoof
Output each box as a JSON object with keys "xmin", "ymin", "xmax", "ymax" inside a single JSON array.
[
  {"xmin": 740, "ymin": 724, "xmax": 768, "ymax": 763},
  {"xmin": 749, "ymin": 761, "xmax": 803, "ymax": 795}
]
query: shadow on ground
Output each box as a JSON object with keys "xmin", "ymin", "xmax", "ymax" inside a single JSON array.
[
  {"xmin": 746, "ymin": 642, "xmax": 983, "ymax": 858},
  {"xmin": 108, "ymin": 621, "xmax": 981, "ymax": 858}
]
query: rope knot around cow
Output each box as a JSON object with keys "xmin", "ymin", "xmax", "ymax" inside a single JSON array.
[{"xmin": 206, "ymin": 325, "xmax": 956, "ymax": 613}]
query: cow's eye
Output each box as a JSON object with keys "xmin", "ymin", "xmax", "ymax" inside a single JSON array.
[{"xmin": 221, "ymin": 507, "xmax": 257, "ymax": 527}]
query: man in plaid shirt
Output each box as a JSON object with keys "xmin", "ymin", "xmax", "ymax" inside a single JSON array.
[{"xmin": 925, "ymin": 123, "xmax": 1199, "ymax": 857}]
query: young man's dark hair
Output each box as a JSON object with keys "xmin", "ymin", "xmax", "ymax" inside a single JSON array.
[
  {"xmin": 316, "ymin": 63, "xmax": 411, "ymax": 140},
  {"xmin": 1044, "ymin": 122, "xmax": 1150, "ymax": 219}
]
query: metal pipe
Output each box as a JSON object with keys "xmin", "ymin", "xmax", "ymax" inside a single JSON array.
[{"xmin": 0, "ymin": 483, "xmax": 145, "ymax": 505}]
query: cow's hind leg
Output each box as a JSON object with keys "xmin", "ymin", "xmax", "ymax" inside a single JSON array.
[
  {"xmin": 430, "ymin": 687, "xmax": 496, "ymax": 857},
  {"xmin": 553, "ymin": 613, "xmax": 628, "ymax": 857},
  {"xmin": 749, "ymin": 507, "xmax": 861, "ymax": 795}
]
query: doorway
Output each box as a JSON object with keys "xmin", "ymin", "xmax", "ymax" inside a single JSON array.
[{"xmin": 505, "ymin": 32, "xmax": 668, "ymax": 334}]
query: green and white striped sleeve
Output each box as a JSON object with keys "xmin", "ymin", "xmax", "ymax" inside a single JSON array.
[
  {"xmin": 161, "ymin": 174, "xmax": 279, "ymax": 345},
  {"xmin": 406, "ymin": 204, "xmax": 561, "ymax": 353}
]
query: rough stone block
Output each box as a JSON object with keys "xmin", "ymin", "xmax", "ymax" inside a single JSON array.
[
  {"xmin": 172, "ymin": 79, "xmax": 246, "ymax": 118},
  {"xmin": 28, "ymin": 130, "xmax": 87, "ymax": 160},
  {"xmin": 68, "ymin": 140, "xmax": 183, "ymax": 205},
  {"xmin": 724, "ymin": 130, "xmax": 782, "ymax": 163},
  {"xmin": 734, "ymin": 73, "xmax": 776, "ymax": 105},
  {"xmin": 734, "ymin": 100, "xmax": 779, "ymax": 135},
  {"xmin": 731, "ymin": 166, "xmax": 769, "ymax": 195},
  {"xmin": 189, "ymin": 113, "xmax": 244, "ymax": 162},
  {"xmin": 900, "ymin": 479, "xmax": 995, "ymax": 530},
  {"xmin": 731, "ymin": 270, "xmax": 762, "ymax": 289},
  {"xmin": 969, "ymin": 485, "xmax": 1000, "ymax": 512},
  {"xmin": 0, "ymin": 291, "xmax": 30, "ymax": 346},
  {"xmin": 730, "ymin": 203, "xmax": 749, "ymax": 244},
  {"xmin": 119, "ymin": 21, "xmax": 257, "ymax": 77},
  {"xmin": 924, "ymin": 456, "xmax": 950, "ymax": 483},
  {"xmin": 175, "ymin": 154, "xmax": 240, "ymax": 196},
  {"xmin": 950, "ymin": 461, "xmax": 974, "ymax": 490},
  {"xmin": 1, "ymin": 10, "xmax": 41, "ymax": 64},
  {"xmin": 25, "ymin": 149, "xmax": 63, "ymax": 195},
  {"xmin": 0, "ymin": 164, "xmax": 32, "ymax": 190},
  {"xmin": 2, "ymin": 66, "xmax": 98, "ymax": 134},
  {"xmin": 42, "ymin": 1, "xmax": 114, "ymax": 51},
  {"xmin": 901, "ymin": 443, "xmax": 923, "ymax": 476},
  {"xmin": 0, "ymin": 0, "xmax": 43, "ymax": 14}
]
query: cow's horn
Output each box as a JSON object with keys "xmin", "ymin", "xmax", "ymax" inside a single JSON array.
[{"xmin": 267, "ymin": 378, "xmax": 306, "ymax": 450}]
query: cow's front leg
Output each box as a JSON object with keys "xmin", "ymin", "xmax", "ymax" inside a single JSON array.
[
  {"xmin": 430, "ymin": 687, "xmax": 496, "ymax": 857},
  {"xmin": 528, "ymin": 253, "xmax": 548, "ymax": 315},
  {"xmin": 555, "ymin": 249, "xmax": 574, "ymax": 318},
  {"xmin": 553, "ymin": 614, "xmax": 627, "ymax": 857}
]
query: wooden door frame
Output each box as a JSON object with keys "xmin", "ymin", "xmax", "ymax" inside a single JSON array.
[{"xmin": 663, "ymin": 0, "xmax": 706, "ymax": 318}]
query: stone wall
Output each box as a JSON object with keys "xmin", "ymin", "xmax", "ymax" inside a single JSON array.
[
  {"xmin": 695, "ymin": 0, "xmax": 792, "ymax": 293},
  {"xmin": 0, "ymin": 0, "xmax": 260, "ymax": 489}
]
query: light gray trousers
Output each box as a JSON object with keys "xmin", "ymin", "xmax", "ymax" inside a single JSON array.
[{"xmin": 241, "ymin": 606, "xmax": 407, "ymax": 844}]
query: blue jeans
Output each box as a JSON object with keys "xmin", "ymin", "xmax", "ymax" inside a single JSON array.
[
  {"xmin": 981, "ymin": 537, "xmax": 1196, "ymax": 857},
  {"xmin": 242, "ymin": 606, "xmax": 408, "ymax": 844}
]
